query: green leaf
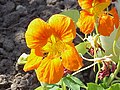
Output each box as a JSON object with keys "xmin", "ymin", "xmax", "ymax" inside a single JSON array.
[
  {"xmin": 60, "ymin": 10, "xmax": 80, "ymax": 23},
  {"xmin": 100, "ymin": 29, "xmax": 120, "ymax": 62},
  {"xmin": 87, "ymin": 83, "xmax": 105, "ymax": 90},
  {"xmin": 107, "ymin": 83, "xmax": 120, "ymax": 90},
  {"xmin": 49, "ymin": 86, "xmax": 62, "ymax": 90},
  {"xmin": 42, "ymin": 83, "xmax": 61, "ymax": 90},
  {"xmin": 35, "ymin": 85, "xmax": 62, "ymax": 90},
  {"xmin": 75, "ymin": 42, "xmax": 88, "ymax": 55},
  {"xmin": 63, "ymin": 75, "xmax": 86, "ymax": 90},
  {"xmin": 99, "ymin": 83, "xmax": 108, "ymax": 89},
  {"xmin": 35, "ymin": 86, "xmax": 48, "ymax": 90},
  {"xmin": 116, "ymin": 0, "xmax": 120, "ymax": 17}
]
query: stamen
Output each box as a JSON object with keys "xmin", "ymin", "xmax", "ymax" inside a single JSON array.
[{"xmin": 42, "ymin": 52, "xmax": 49, "ymax": 60}]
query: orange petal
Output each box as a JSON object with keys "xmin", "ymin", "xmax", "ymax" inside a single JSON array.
[
  {"xmin": 109, "ymin": 7, "xmax": 119, "ymax": 29},
  {"xmin": 77, "ymin": 10, "xmax": 95, "ymax": 34},
  {"xmin": 36, "ymin": 57, "xmax": 64, "ymax": 84},
  {"xmin": 48, "ymin": 14, "xmax": 76, "ymax": 43},
  {"xmin": 25, "ymin": 18, "xmax": 52, "ymax": 49},
  {"xmin": 98, "ymin": 14, "xmax": 114, "ymax": 36},
  {"xmin": 78, "ymin": 0, "xmax": 93, "ymax": 9},
  {"xmin": 23, "ymin": 49, "xmax": 42, "ymax": 72},
  {"xmin": 61, "ymin": 43, "xmax": 83, "ymax": 71}
]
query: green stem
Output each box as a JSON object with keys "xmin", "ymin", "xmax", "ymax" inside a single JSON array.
[
  {"xmin": 111, "ymin": 80, "xmax": 120, "ymax": 85},
  {"xmin": 113, "ymin": 26, "xmax": 120, "ymax": 56},
  {"xmin": 76, "ymin": 32, "xmax": 84, "ymax": 41},
  {"xmin": 115, "ymin": 76, "xmax": 120, "ymax": 80},
  {"xmin": 61, "ymin": 79, "xmax": 66, "ymax": 90},
  {"xmin": 95, "ymin": 63, "xmax": 101, "ymax": 83},
  {"xmin": 40, "ymin": 82, "xmax": 48, "ymax": 90},
  {"xmin": 107, "ymin": 58, "xmax": 120, "ymax": 86},
  {"xmin": 94, "ymin": 21, "xmax": 99, "ymax": 35},
  {"xmin": 94, "ymin": 22, "xmax": 101, "ymax": 83}
]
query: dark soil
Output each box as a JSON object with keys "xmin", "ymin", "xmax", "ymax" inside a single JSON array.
[{"xmin": 0, "ymin": 0, "xmax": 95, "ymax": 90}]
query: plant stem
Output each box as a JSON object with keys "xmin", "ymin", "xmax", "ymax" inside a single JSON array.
[
  {"xmin": 40, "ymin": 82, "xmax": 48, "ymax": 90},
  {"xmin": 94, "ymin": 21, "xmax": 99, "ymax": 35},
  {"xmin": 76, "ymin": 32, "xmax": 84, "ymax": 41},
  {"xmin": 113, "ymin": 26, "xmax": 120, "ymax": 56},
  {"xmin": 61, "ymin": 79, "xmax": 66, "ymax": 90},
  {"xmin": 72, "ymin": 62, "xmax": 97, "ymax": 76},
  {"xmin": 95, "ymin": 63, "xmax": 101, "ymax": 83},
  {"xmin": 94, "ymin": 22, "xmax": 101, "ymax": 84}
]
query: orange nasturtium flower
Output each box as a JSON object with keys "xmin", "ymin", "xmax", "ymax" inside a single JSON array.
[
  {"xmin": 23, "ymin": 14, "xmax": 83, "ymax": 84},
  {"xmin": 77, "ymin": 0, "xmax": 119, "ymax": 36}
]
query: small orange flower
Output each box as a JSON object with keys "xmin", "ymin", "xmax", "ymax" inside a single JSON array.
[
  {"xmin": 98, "ymin": 7, "xmax": 119, "ymax": 36},
  {"xmin": 77, "ymin": 0, "xmax": 119, "ymax": 36},
  {"xmin": 98, "ymin": 13, "xmax": 114, "ymax": 36},
  {"xmin": 24, "ymin": 14, "xmax": 83, "ymax": 84}
]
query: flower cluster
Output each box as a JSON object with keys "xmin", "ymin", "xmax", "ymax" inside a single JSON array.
[{"xmin": 77, "ymin": 0, "xmax": 119, "ymax": 36}]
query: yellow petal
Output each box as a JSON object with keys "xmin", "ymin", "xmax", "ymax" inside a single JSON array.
[
  {"xmin": 78, "ymin": 0, "xmax": 93, "ymax": 9},
  {"xmin": 36, "ymin": 57, "xmax": 64, "ymax": 84},
  {"xmin": 93, "ymin": 0, "xmax": 110, "ymax": 16},
  {"xmin": 98, "ymin": 14, "xmax": 114, "ymax": 36},
  {"xmin": 23, "ymin": 49, "xmax": 42, "ymax": 71},
  {"xmin": 48, "ymin": 14, "xmax": 76, "ymax": 43},
  {"xmin": 25, "ymin": 18, "xmax": 52, "ymax": 49},
  {"xmin": 62, "ymin": 43, "xmax": 83, "ymax": 71},
  {"xmin": 77, "ymin": 10, "xmax": 95, "ymax": 34}
]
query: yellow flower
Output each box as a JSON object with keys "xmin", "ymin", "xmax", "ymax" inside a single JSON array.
[{"xmin": 24, "ymin": 14, "xmax": 83, "ymax": 84}]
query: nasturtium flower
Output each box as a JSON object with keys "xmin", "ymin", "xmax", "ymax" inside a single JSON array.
[
  {"xmin": 98, "ymin": 7, "xmax": 119, "ymax": 36},
  {"xmin": 23, "ymin": 14, "xmax": 83, "ymax": 84},
  {"xmin": 77, "ymin": 0, "xmax": 119, "ymax": 36},
  {"xmin": 78, "ymin": 0, "xmax": 110, "ymax": 15}
]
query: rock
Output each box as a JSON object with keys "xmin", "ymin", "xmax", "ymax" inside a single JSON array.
[
  {"xmin": 0, "ymin": 59, "xmax": 13, "ymax": 74},
  {"xmin": 19, "ymin": 79, "xmax": 28, "ymax": 88},
  {"xmin": 55, "ymin": 1, "xmax": 65, "ymax": 10},
  {"xmin": 29, "ymin": 0, "xmax": 46, "ymax": 5},
  {"xmin": 46, "ymin": 0, "xmax": 57, "ymax": 5},
  {"xmin": 0, "ymin": 48, "xmax": 7, "ymax": 56},
  {"xmin": 0, "ymin": 75, "xmax": 7, "ymax": 85},
  {"xmin": 16, "ymin": 5, "xmax": 28, "ymax": 16},
  {"xmin": 0, "ymin": 18, "xmax": 3, "ymax": 27},
  {"xmin": 14, "ymin": 27, "xmax": 25, "ymax": 44},
  {"xmin": 63, "ymin": 0, "xmax": 77, "ymax": 9},
  {"xmin": 1, "ymin": 1, "xmax": 15, "ymax": 15},
  {"xmin": 0, "ymin": 5, "xmax": 3, "ymax": 17},
  {"xmin": 11, "ymin": 83, "xmax": 18, "ymax": 90},
  {"xmin": 11, "ymin": 73, "xmax": 29, "ymax": 90},
  {"xmin": 36, "ymin": 5, "xmax": 47, "ymax": 15},
  {"xmin": 3, "ymin": 11, "xmax": 20, "ymax": 27},
  {"xmin": 0, "ymin": 0, "xmax": 7, "ymax": 4},
  {"xmin": 0, "ymin": 75, "xmax": 10, "ymax": 89},
  {"xmin": 0, "ymin": 34, "xmax": 4, "ymax": 47},
  {"xmin": 3, "ymin": 38, "xmax": 14, "ymax": 52}
]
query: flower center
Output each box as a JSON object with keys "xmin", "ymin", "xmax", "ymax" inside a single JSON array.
[{"xmin": 42, "ymin": 34, "xmax": 66, "ymax": 59}]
